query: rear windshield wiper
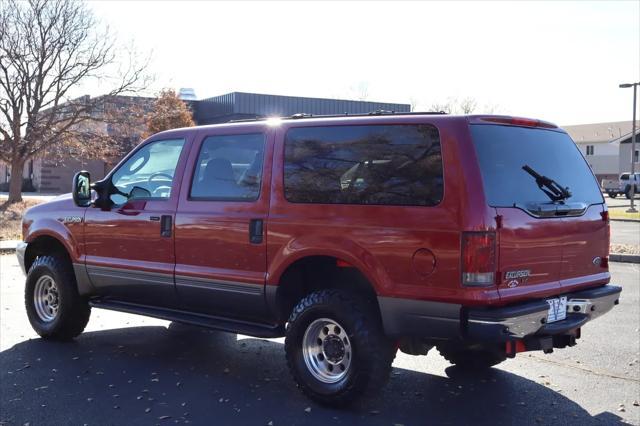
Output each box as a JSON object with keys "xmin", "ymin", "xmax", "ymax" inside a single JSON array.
[{"xmin": 522, "ymin": 165, "xmax": 572, "ymax": 202}]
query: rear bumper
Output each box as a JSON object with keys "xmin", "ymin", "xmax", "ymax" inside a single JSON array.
[
  {"xmin": 378, "ymin": 285, "xmax": 621, "ymax": 342},
  {"xmin": 466, "ymin": 285, "xmax": 621, "ymax": 342}
]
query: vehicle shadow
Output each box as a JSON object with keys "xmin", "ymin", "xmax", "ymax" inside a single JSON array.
[{"xmin": 0, "ymin": 323, "xmax": 629, "ymax": 426}]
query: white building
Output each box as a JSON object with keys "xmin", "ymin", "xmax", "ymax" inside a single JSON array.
[{"xmin": 563, "ymin": 120, "xmax": 638, "ymax": 182}]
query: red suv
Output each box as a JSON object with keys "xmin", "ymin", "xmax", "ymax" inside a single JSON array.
[{"xmin": 17, "ymin": 113, "xmax": 621, "ymax": 405}]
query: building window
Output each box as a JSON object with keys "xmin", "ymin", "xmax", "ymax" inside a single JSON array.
[
  {"xmin": 586, "ymin": 145, "xmax": 594, "ymax": 156},
  {"xmin": 635, "ymin": 149, "xmax": 639, "ymax": 163},
  {"xmin": 284, "ymin": 124, "xmax": 443, "ymax": 206}
]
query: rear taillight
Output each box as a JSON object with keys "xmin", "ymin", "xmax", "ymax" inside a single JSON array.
[{"xmin": 461, "ymin": 231, "xmax": 496, "ymax": 286}]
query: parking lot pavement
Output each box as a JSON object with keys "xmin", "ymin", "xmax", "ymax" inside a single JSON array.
[
  {"xmin": 611, "ymin": 221, "xmax": 640, "ymax": 246},
  {"xmin": 1, "ymin": 255, "xmax": 638, "ymax": 426},
  {"xmin": 606, "ymin": 194, "xmax": 640, "ymax": 210}
]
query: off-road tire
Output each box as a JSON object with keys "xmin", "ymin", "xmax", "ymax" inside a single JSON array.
[
  {"xmin": 284, "ymin": 289, "xmax": 396, "ymax": 406},
  {"xmin": 438, "ymin": 343, "xmax": 507, "ymax": 370},
  {"xmin": 25, "ymin": 255, "xmax": 91, "ymax": 340}
]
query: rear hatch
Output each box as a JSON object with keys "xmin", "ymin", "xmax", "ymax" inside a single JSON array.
[{"xmin": 470, "ymin": 121, "xmax": 609, "ymax": 302}]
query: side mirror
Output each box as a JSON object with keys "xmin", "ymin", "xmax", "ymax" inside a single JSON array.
[{"xmin": 72, "ymin": 171, "xmax": 92, "ymax": 207}]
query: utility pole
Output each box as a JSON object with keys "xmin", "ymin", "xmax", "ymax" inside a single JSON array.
[{"xmin": 619, "ymin": 82, "xmax": 639, "ymax": 213}]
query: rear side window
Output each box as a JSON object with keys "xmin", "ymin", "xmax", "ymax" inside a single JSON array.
[
  {"xmin": 470, "ymin": 125, "xmax": 603, "ymax": 207},
  {"xmin": 284, "ymin": 124, "xmax": 443, "ymax": 206},
  {"xmin": 190, "ymin": 133, "xmax": 265, "ymax": 201}
]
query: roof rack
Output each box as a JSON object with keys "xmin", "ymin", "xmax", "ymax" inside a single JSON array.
[{"xmin": 229, "ymin": 110, "xmax": 447, "ymax": 123}]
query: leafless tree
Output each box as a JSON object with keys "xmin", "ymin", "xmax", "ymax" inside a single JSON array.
[
  {"xmin": 0, "ymin": 0, "xmax": 150, "ymax": 202},
  {"xmin": 351, "ymin": 81, "xmax": 369, "ymax": 101},
  {"xmin": 429, "ymin": 97, "xmax": 498, "ymax": 115}
]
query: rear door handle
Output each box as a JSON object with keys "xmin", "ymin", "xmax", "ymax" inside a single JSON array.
[
  {"xmin": 249, "ymin": 219, "xmax": 263, "ymax": 244},
  {"xmin": 160, "ymin": 215, "xmax": 172, "ymax": 238}
]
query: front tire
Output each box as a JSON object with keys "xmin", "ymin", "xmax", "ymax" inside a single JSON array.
[
  {"xmin": 284, "ymin": 289, "xmax": 396, "ymax": 406},
  {"xmin": 608, "ymin": 192, "xmax": 617, "ymax": 199},
  {"xmin": 438, "ymin": 343, "xmax": 507, "ymax": 370},
  {"xmin": 25, "ymin": 255, "xmax": 91, "ymax": 340}
]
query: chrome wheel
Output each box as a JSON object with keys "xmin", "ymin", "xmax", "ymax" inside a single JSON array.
[
  {"xmin": 302, "ymin": 318, "xmax": 352, "ymax": 383},
  {"xmin": 34, "ymin": 275, "xmax": 59, "ymax": 322}
]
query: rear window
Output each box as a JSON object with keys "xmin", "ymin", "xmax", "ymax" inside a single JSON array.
[
  {"xmin": 470, "ymin": 125, "xmax": 603, "ymax": 207},
  {"xmin": 284, "ymin": 124, "xmax": 443, "ymax": 206}
]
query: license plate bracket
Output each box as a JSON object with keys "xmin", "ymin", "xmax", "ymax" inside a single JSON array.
[{"xmin": 546, "ymin": 296, "xmax": 568, "ymax": 323}]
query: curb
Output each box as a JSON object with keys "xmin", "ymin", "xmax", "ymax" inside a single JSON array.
[{"xmin": 609, "ymin": 254, "xmax": 640, "ymax": 264}]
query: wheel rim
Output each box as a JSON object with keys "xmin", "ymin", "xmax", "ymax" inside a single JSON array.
[
  {"xmin": 34, "ymin": 275, "xmax": 59, "ymax": 322},
  {"xmin": 302, "ymin": 318, "xmax": 352, "ymax": 383}
]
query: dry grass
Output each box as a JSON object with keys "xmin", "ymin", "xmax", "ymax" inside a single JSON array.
[
  {"xmin": 610, "ymin": 243, "xmax": 640, "ymax": 255},
  {"xmin": 609, "ymin": 209, "xmax": 640, "ymax": 221},
  {"xmin": 0, "ymin": 199, "xmax": 42, "ymax": 241}
]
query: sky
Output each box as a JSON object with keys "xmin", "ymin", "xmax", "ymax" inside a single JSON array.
[{"xmin": 86, "ymin": 1, "xmax": 640, "ymax": 126}]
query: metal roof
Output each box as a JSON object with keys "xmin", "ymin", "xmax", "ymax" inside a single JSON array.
[{"xmin": 196, "ymin": 92, "xmax": 410, "ymax": 124}]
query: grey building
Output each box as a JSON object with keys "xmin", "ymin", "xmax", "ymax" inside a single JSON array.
[
  {"xmin": 192, "ymin": 92, "xmax": 410, "ymax": 125},
  {"xmin": 0, "ymin": 92, "xmax": 411, "ymax": 193}
]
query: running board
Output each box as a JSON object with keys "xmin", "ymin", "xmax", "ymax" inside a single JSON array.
[{"xmin": 89, "ymin": 299, "xmax": 285, "ymax": 338}]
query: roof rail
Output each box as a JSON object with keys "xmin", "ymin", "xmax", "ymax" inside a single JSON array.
[{"xmin": 228, "ymin": 110, "xmax": 447, "ymax": 123}]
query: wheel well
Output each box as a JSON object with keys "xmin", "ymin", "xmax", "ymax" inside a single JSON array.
[
  {"xmin": 24, "ymin": 236, "xmax": 72, "ymax": 272},
  {"xmin": 275, "ymin": 256, "xmax": 381, "ymax": 323}
]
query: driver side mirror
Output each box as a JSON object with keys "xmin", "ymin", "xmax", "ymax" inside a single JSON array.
[{"xmin": 72, "ymin": 171, "xmax": 92, "ymax": 207}]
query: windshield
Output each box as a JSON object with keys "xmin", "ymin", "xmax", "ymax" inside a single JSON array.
[{"xmin": 470, "ymin": 124, "xmax": 603, "ymax": 207}]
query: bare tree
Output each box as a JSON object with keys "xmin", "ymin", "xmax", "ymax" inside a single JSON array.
[
  {"xmin": 409, "ymin": 97, "xmax": 419, "ymax": 112},
  {"xmin": 458, "ymin": 97, "xmax": 478, "ymax": 114},
  {"xmin": 0, "ymin": 0, "xmax": 150, "ymax": 203},
  {"xmin": 429, "ymin": 97, "xmax": 497, "ymax": 115},
  {"xmin": 351, "ymin": 81, "xmax": 369, "ymax": 101}
]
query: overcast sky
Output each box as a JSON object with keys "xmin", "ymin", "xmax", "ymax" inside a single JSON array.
[{"xmin": 88, "ymin": 1, "xmax": 639, "ymax": 126}]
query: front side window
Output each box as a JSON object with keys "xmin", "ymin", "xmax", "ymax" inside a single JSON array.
[
  {"xmin": 190, "ymin": 133, "xmax": 265, "ymax": 201},
  {"xmin": 110, "ymin": 139, "xmax": 185, "ymax": 204},
  {"xmin": 284, "ymin": 124, "xmax": 443, "ymax": 206}
]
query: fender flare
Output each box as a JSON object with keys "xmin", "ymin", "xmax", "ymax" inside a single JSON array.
[
  {"xmin": 267, "ymin": 235, "xmax": 391, "ymax": 295},
  {"xmin": 25, "ymin": 218, "xmax": 81, "ymax": 263}
]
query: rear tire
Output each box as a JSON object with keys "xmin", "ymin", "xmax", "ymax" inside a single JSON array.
[
  {"xmin": 438, "ymin": 343, "xmax": 507, "ymax": 370},
  {"xmin": 284, "ymin": 289, "xmax": 396, "ymax": 406},
  {"xmin": 608, "ymin": 192, "xmax": 617, "ymax": 199},
  {"xmin": 25, "ymin": 255, "xmax": 91, "ymax": 340}
]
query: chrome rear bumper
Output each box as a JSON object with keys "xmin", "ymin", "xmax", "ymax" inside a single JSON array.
[{"xmin": 467, "ymin": 285, "xmax": 621, "ymax": 341}]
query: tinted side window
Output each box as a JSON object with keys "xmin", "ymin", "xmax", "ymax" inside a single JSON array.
[
  {"xmin": 190, "ymin": 133, "xmax": 265, "ymax": 201},
  {"xmin": 284, "ymin": 124, "xmax": 443, "ymax": 206}
]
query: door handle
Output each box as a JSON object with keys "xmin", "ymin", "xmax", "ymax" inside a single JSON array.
[
  {"xmin": 160, "ymin": 215, "xmax": 172, "ymax": 238},
  {"xmin": 249, "ymin": 219, "xmax": 263, "ymax": 244}
]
